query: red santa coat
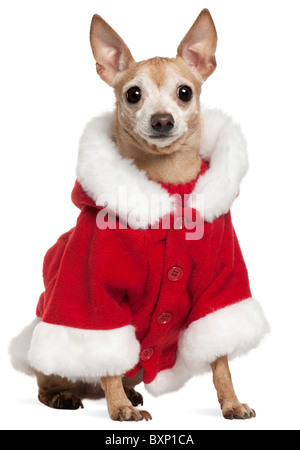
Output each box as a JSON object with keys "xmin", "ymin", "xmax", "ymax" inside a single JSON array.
[{"xmin": 10, "ymin": 107, "xmax": 269, "ymax": 395}]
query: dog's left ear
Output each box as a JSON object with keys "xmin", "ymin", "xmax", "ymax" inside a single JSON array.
[
  {"xmin": 177, "ymin": 9, "xmax": 217, "ymax": 81},
  {"xmin": 90, "ymin": 14, "xmax": 135, "ymax": 86}
]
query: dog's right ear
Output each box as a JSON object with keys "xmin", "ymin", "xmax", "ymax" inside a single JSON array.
[{"xmin": 90, "ymin": 15, "xmax": 134, "ymax": 86}]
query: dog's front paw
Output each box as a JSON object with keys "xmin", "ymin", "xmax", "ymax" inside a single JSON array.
[
  {"xmin": 222, "ymin": 401, "xmax": 256, "ymax": 420},
  {"xmin": 110, "ymin": 405, "xmax": 152, "ymax": 422},
  {"xmin": 48, "ymin": 391, "xmax": 84, "ymax": 410}
]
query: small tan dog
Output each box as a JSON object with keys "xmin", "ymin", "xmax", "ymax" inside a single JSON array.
[
  {"xmin": 86, "ymin": 10, "xmax": 255, "ymax": 421},
  {"xmin": 11, "ymin": 9, "xmax": 269, "ymax": 422}
]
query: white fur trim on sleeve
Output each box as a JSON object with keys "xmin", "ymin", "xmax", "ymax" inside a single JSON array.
[
  {"xmin": 9, "ymin": 318, "xmax": 41, "ymax": 376},
  {"xmin": 179, "ymin": 298, "xmax": 270, "ymax": 374},
  {"xmin": 27, "ymin": 321, "xmax": 141, "ymax": 382}
]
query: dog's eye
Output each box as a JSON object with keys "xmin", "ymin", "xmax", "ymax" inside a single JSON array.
[
  {"xmin": 126, "ymin": 86, "xmax": 142, "ymax": 104},
  {"xmin": 177, "ymin": 85, "xmax": 193, "ymax": 102}
]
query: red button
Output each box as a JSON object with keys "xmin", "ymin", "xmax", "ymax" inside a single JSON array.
[
  {"xmin": 168, "ymin": 266, "xmax": 183, "ymax": 281},
  {"xmin": 140, "ymin": 348, "xmax": 153, "ymax": 361},
  {"xmin": 157, "ymin": 313, "xmax": 172, "ymax": 325}
]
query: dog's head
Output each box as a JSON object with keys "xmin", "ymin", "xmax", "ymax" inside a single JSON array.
[{"xmin": 90, "ymin": 10, "xmax": 217, "ymax": 155}]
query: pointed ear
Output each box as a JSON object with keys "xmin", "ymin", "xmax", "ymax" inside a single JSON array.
[
  {"xmin": 177, "ymin": 9, "xmax": 217, "ymax": 81},
  {"xmin": 90, "ymin": 15, "xmax": 135, "ymax": 86}
]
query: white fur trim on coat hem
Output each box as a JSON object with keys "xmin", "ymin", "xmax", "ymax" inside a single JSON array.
[
  {"xmin": 145, "ymin": 355, "xmax": 191, "ymax": 397},
  {"xmin": 11, "ymin": 320, "xmax": 141, "ymax": 383},
  {"xmin": 179, "ymin": 298, "xmax": 270, "ymax": 375}
]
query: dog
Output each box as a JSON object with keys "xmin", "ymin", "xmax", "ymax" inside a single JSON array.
[{"xmin": 10, "ymin": 9, "xmax": 269, "ymax": 422}]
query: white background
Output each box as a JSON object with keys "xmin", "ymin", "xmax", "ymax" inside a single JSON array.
[{"xmin": 1, "ymin": 0, "xmax": 300, "ymax": 431}]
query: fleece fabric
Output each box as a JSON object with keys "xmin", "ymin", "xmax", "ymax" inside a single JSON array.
[{"xmin": 10, "ymin": 107, "xmax": 269, "ymax": 395}]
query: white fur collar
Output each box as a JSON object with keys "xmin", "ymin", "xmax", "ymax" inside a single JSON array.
[{"xmin": 76, "ymin": 106, "xmax": 248, "ymax": 228}]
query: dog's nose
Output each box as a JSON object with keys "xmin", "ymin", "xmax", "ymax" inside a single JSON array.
[{"xmin": 151, "ymin": 114, "xmax": 175, "ymax": 133}]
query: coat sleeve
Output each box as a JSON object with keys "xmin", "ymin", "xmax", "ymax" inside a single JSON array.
[
  {"xmin": 28, "ymin": 208, "xmax": 141, "ymax": 382},
  {"xmin": 179, "ymin": 213, "xmax": 269, "ymax": 375}
]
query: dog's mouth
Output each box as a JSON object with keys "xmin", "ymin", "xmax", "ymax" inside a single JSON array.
[
  {"xmin": 134, "ymin": 124, "xmax": 184, "ymax": 151},
  {"xmin": 145, "ymin": 134, "xmax": 180, "ymax": 154},
  {"xmin": 146, "ymin": 132, "xmax": 179, "ymax": 146},
  {"xmin": 141, "ymin": 136, "xmax": 181, "ymax": 155},
  {"xmin": 148, "ymin": 134, "xmax": 172, "ymax": 140}
]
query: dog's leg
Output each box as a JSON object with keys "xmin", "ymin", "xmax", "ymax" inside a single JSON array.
[
  {"xmin": 36, "ymin": 371, "xmax": 86, "ymax": 410},
  {"xmin": 101, "ymin": 375, "xmax": 152, "ymax": 422},
  {"xmin": 210, "ymin": 356, "xmax": 256, "ymax": 420},
  {"xmin": 36, "ymin": 371, "xmax": 111, "ymax": 410}
]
